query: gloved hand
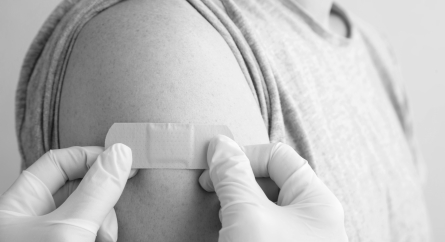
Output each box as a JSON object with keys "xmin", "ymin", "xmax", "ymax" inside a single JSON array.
[
  {"xmin": 199, "ymin": 135, "xmax": 348, "ymax": 242},
  {"xmin": 0, "ymin": 143, "xmax": 135, "ymax": 242}
]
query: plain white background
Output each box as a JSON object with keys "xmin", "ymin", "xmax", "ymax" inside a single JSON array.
[{"xmin": 1, "ymin": 0, "xmax": 443, "ymax": 241}]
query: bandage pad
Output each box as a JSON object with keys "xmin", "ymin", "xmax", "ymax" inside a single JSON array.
[{"xmin": 105, "ymin": 123, "xmax": 234, "ymax": 169}]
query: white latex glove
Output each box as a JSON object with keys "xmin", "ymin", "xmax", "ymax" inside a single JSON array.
[
  {"xmin": 0, "ymin": 143, "xmax": 135, "ymax": 242},
  {"xmin": 199, "ymin": 135, "xmax": 348, "ymax": 242}
]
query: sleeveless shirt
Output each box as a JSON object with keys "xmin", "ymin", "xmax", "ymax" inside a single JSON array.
[{"xmin": 15, "ymin": 0, "xmax": 431, "ymax": 241}]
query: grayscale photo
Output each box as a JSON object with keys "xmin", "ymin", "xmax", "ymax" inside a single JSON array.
[{"xmin": 0, "ymin": 0, "xmax": 443, "ymax": 241}]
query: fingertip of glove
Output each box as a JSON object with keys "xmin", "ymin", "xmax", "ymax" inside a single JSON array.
[
  {"xmin": 198, "ymin": 170, "xmax": 215, "ymax": 192},
  {"xmin": 209, "ymin": 134, "xmax": 242, "ymax": 153},
  {"xmin": 109, "ymin": 143, "xmax": 131, "ymax": 154},
  {"xmin": 209, "ymin": 134, "xmax": 232, "ymax": 148},
  {"xmin": 104, "ymin": 143, "xmax": 133, "ymax": 174},
  {"xmin": 109, "ymin": 143, "xmax": 132, "ymax": 160},
  {"xmin": 128, "ymin": 169, "xmax": 139, "ymax": 179},
  {"xmin": 207, "ymin": 135, "xmax": 232, "ymax": 161}
]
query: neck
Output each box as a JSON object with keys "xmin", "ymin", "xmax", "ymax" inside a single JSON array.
[{"xmin": 294, "ymin": 0, "xmax": 334, "ymax": 28}]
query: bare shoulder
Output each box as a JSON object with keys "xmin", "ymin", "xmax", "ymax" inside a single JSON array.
[
  {"xmin": 59, "ymin": 0, "xmax": 269, "ymax": 148},
  {"xmin": 59, "ymin": 1, "xmax": 272, "ymax": 240}
]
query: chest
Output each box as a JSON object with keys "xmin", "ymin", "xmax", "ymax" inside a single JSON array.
[{"xmin": 241, "ymin": 6, "xmax": 414, "ymax": 175}]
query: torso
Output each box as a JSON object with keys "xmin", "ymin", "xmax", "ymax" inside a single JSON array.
[{"xmin": 32, "ymin": 0, "xmax": 431, "ymax": 241}]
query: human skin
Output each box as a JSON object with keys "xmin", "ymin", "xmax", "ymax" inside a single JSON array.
[
  {"xmin": 293, "ymin": 0, "xmax": 334, "ymax": 28},
  {"xmin": 58, "ymin": 0, "xmax": 278, "ymax": 241},
  {"xmin": 58, "ymin": 0, "xmax": 351, "ymax": 239}
]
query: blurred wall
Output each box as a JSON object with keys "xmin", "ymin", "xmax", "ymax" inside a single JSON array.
[{"xmin": 0, "ymin": 0, "xmax": 443, "ymax": 241}]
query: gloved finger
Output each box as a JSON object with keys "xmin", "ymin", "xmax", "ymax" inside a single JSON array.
[
  {"xmin": 129, "ymin": 169, "xmax": 139, "ymax": 179},
  {"xmin": 53, "ymin": 179, "xmax": 82, "ymax": 208},
  {"xmin": 96, "ymin": 208, "xmax": 118, "ymax": 242},
  {"xmin": 239, "ymin": 143, "xmax": 277, "ymax": 177},
  {"xmin": 54, "ymin": 143, "xmax": 132, "ymax": 234},
  {"xmin": 199, "ymin": 142, "xmax": 277, "ymax": 192},
  {"xmin": 206, "ymin": 135, "xmax": 269, "ymax": 209},
  {"xmin": 53, "ymin": 180, "xmax": 119, "ymax": 242},
  {"xmin": 26, "ymin": 146, "xmax": 104, "ymax": 195},
  {"xmin": 262, "ymin": 142, "xmax": 307, "ymax": 188},
  {"xmin": 0, "ymin": 170, "xmax": 56, "ymax": 216},
  {"xmin": 265, "ymin": 143, "xmax": 334, "ymax": 206},
  {"xmin": 199, "ymin": 170, "xmax": 280, "ymax": 201},
  {"xmin": 52, "ymin": 167, "xmax": 137, "ymax": 208},
  {"xmin": 198, "ymin": 169, "xmax": 213, "ymax": 192},
  {"xmin": 234, "ymin": 142, "xmax": 320, "ymax": 206}
]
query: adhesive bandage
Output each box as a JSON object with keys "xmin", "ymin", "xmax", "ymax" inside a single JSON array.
[{"xmin": 105, "ymin": 123, "xmax": 234, "ymax": 169}]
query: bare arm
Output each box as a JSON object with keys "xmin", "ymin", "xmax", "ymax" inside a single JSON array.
[{"xmin": 59, "ymin": 0, "xmax": 276, "ymax": 241}]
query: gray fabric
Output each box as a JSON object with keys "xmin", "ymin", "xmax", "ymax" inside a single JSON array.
[{"xmin": 16, "ymin": 0, "xmax": 431, "ymax": 241}]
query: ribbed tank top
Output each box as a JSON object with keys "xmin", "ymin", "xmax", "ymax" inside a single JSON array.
[{"xmin": 16, "ymin": 0, "xmax": 431, "ymax": 241}]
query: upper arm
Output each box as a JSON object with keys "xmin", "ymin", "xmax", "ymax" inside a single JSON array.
[
  {"xmin": 60, "ymin": 0, "xmax": 268, "ymax": 147},
  {"xmin": 59, "ymin": 0, "xmax": 271, "ymax": 241}
]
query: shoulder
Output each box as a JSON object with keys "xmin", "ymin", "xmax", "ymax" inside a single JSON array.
[
  {"xmin": 59, "ymin": 0, "xmax": 269, "ymax": 148},
  {"xmin": 74, "ymin": 0, "xmax": 223, "ymax": 47},
  {"xmin": 68, "ymin": 0, "xmax": 231, "ymax": 68}
]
